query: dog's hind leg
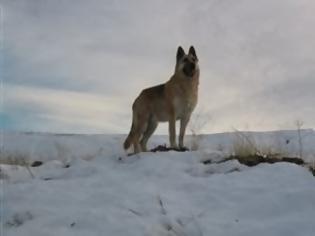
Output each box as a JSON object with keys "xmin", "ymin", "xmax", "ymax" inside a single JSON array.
[{"xmin": 140, "ymin": 117, "xmax": 158, "ymax": 152}]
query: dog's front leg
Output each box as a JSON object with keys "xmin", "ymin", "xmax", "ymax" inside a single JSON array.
[
  {"xmin": 168, "ymin": 110, "xmax": 177, "ymax": 149},
  {"xmin": 179, "ymin": 115, "xmax": 190, "ymax": 149}
]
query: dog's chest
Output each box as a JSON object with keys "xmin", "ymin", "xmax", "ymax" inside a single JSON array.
[{"xmin": 173, "ymin": 93, "xmax": 197, "ymax": 117}]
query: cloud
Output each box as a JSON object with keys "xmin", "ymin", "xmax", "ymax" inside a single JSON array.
[
  {"xmin": 1, "ymin": 0, "xmax": 315, "ymax": 133},
  {"xmin": 3, "ymin": 84, "xmax": 129, "ymax": 133}
]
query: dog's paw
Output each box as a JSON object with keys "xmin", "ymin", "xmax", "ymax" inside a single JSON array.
[{"xmin": 177, "ymin": 146, "xmax": 190, "ymax": 152}]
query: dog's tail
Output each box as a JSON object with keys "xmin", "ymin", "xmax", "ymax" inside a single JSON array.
[{"xmin": 123, "ymin": 112, "xmax": 137, "ymax": 150}]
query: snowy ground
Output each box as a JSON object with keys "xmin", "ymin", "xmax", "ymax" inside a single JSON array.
[{"xmin": 1, "ymin": 130, "xmax": 315, "ymax": 236}]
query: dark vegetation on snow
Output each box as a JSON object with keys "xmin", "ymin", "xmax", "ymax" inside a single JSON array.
[{"xmin": 149, "ymin": 145, "xmax": 314, "ymax": 176}]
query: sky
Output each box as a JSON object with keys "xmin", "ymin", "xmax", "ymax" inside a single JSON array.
[{"xmin": 1, "ymin": 0, "xmax": 315, "ymax": 134}]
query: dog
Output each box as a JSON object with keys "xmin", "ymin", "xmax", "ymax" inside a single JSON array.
[{"xmin": 124, "ymin": 46, "xmax": 199, "ymax": 153}]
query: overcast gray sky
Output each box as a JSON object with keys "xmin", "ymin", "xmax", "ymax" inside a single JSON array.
[{"xmin": 1, "ymin": 0, "xmax": 315, "ymax": 134}]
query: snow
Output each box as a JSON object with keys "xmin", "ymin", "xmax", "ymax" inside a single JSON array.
[{"xmin": 1, "ymin": 130, "xmax": 315, "ymax": 236}]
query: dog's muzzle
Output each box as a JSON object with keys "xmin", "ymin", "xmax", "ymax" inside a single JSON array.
[{"xmin": 183, "ymin": 62, "xmax": 196, "ymax": 77}]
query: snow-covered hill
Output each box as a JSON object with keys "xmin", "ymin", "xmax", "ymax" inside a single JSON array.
[{"xmin": 1, "ymin": 130, "xmax": 315, "ymax": 236}]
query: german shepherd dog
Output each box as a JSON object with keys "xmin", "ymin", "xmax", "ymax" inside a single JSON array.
[{"xmin": 124, "ymin": 46, "xmax": 199, "ymax": 153}]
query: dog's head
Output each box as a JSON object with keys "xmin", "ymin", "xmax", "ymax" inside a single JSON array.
[{"xmin": 175, "ymin": 46, "xmax": 199, "ymax": 78}]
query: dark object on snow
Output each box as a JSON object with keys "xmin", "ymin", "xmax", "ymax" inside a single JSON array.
[
  {"xmin": 123, "ymin": 145, "xmax": 190, "ymax": 157},
  {"xmin": 203, "ymin": 154, "xmax": 315, "ymax": 177},
  {"xmin": 203, "ymin": 155, "xmax": 305, "ymax": 167},
  {"xmin": 202, "ymin": 159, "xmax": 212, "ymax": 165},
  {"xmin": 234, "ymin": 155, "xmax": 305, "ymax": 167},
  {"xmin": 42, "ymin": 177, "xmax": 53, "ymax": 181},
  {"xmin": 31, "ymin": 161, "xmax": 43, "ymax": 167},
  {"xmin": 150, "ymin": 144, "xmax": 189, "ymax": 152},
  {"xmin": 281, "ymin": 157, "xmax": 304, "ymax": 165},
  {"xmin": 309, "ymin": 166, "xmax": 315, "ymax": 176},
  {"xmin": 5, "ymin": 212, "xmax": 33, "ymax": 228}
]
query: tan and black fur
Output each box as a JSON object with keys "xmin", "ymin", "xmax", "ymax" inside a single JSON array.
[{"xmin": 124, "ymin": 46, "xmax": 199, "ymax": 153}]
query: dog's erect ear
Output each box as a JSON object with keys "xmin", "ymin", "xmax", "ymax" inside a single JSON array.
[
  {"xmin": 189, "ymin": 46, "xmax": 197, "ymax": 59},
  {"xmin": 176, "ymin": 46, "xmax": 185, "ymax": 61}
]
